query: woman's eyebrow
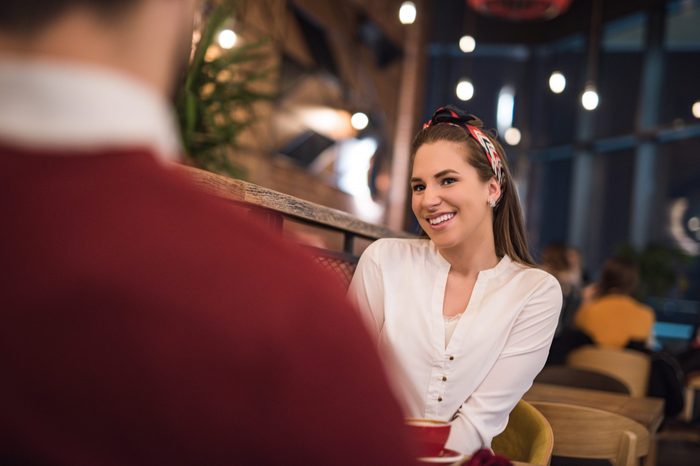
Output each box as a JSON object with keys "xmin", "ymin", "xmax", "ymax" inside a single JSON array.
[
  {"xmin": 410, "ymin": 169, "xmax": 460, "ymax": 184},
  {"xmin": 434, "ymin": 169, "xmax": 459, "ymax": 178}
]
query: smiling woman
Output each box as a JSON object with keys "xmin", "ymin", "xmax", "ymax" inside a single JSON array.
[{"xmin": 348, "ymin": 105, "xmax": 563, "ymax": 458}]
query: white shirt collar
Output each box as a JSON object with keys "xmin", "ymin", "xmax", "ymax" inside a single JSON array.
[
  {"xmin": 429, "ymin": 240, "xmax": 512, "ymax": 278},
  {"xmin": 0, "ymin": 59, "xmax": 181, "ymax": 161}
]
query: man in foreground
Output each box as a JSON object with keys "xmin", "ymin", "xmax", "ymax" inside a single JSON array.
[{"xmin": 0, "ymin": 1, "xmax": 415, "ymax": 464}]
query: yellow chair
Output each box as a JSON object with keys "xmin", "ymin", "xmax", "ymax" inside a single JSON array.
[
  {"xmin": 529, "ymin": 401, "xmax": 649, "ymax": 466},
  {"xmin": 492, "ymin": 400, "xmax": 553, "ymax": 466},
  {"xmin": 681, "ymin": 372, "xmax": 700, "ymax": 422},
  {"xmin": 567, "ymin": 345, "xmax": 651, "ymax": 397}
]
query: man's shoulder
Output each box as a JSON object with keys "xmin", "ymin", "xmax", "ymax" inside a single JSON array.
[
  {"xmin": 2, "ymin": 148, "xmax": 335, "ymax": 310},
  {"xmin": 137, "ymin": 163, "xmax": 333, "ymax": 295}
]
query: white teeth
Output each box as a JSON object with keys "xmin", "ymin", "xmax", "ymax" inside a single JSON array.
[{"xmin": 428, "ymin": 213, "xmax": 455, "ymax": 225}]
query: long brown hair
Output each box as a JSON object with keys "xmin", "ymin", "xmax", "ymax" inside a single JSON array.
[{"xmin": 410, "ymin": 115, "xmax": 534, "ymax": 266}]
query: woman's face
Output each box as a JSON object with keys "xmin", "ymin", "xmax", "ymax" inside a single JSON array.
[{"xmin": 410, "ymin": 140, "xmax": 497, "ymax": 251}]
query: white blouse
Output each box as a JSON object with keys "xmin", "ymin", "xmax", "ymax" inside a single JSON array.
[{"xmin": 348, "ymin": 238, "xmax": 562, "ymax": 455}]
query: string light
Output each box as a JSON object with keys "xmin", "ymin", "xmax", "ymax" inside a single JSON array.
[
  {"xmin": 549, "ymin": 71, "xmax": 566, "ymax": 94},
  {"xmin": 217, "ymin": 29, "xmax": 237, "ymax": 49},
  {"xmin": 459, "ymin": 35, "xmax": 476, "ymax": 53},
  {"xmin": 399, "ymin": 2, "xmax": 417, "ymax": 25},
  {"xmin": 581, "ymin": 84, "xmax": 599, "ymax": 111},
  {"xmin": 456, "ymin": 80, "xmax": 474, "ymax": 101},
  {"xmin": 351, "ymin": 112, "xmax": 369, "ymax": 131},
  {"xmin": 504, "ymin": 128, "xmax": 521, "ymax": 146},
  {"xmin": 692, "ymin": 101, "xmax": 700, "ymax": 119}
]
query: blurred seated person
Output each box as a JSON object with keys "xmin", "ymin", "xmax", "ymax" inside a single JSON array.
[
  {"xmin": 540, "ymin": 243, "xmax": 584, "ymax": 335},
  {"xmin": 678, "ymin": 324, "xmax": 700, "ymax": 377},
  {"xmin": 574, "ymin": 257, "xmax": 655, "ymax": 349},
  {"xmin": 0, "ymin": 1, "xmax": 415, "ymax": 465}
]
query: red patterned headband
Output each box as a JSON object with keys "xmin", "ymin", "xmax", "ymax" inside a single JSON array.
[{"xmin": 422, "ymin": 106, "xmax": 504, "ymax": 186}]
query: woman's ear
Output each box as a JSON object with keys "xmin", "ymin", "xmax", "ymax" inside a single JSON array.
[{"xmin": 488, "ymin": 177, "xmax": 502, "ymax": 203}]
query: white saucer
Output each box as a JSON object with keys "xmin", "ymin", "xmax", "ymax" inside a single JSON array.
[{"xmin": 417, "ymin": 448, "xmax": 465, "ymax": 464}]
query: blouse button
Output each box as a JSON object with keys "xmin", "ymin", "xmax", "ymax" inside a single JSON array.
[
  {"xmin": 438, "ymin": 397, "xmax": 443, "ymax": 402},
  {"xmin": 449, "ymin": 356, "xmax": 454, "ymax": 361},
  {"xmin": 442, "ymin": 376, "xmax": 447, "ymax": 382}
]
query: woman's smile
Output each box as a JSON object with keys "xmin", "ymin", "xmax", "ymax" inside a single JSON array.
[{"xmin": 426, "ymin": 212, "xmax": 456, "ymax": 229}]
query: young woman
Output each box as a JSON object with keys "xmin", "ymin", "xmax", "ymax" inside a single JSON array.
[{"xmin": 348, "ymin": 106, "xmax": 562, "ymax": 455}]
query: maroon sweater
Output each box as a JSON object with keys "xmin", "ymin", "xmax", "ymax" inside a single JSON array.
[{"xmin": 0, "ymin": 144, "xmax": 416, "ymax": 466}]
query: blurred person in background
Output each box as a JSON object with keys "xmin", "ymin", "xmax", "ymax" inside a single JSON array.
[
  {"xmin": 540, "ymin": 243, "xmax": 585, "ymax": 335},
  {"xmin": 574, "ymin": 257, "xmax": 655, "ymax": 349},
  {"xmin": 348, "ymin": 105, "xmax": 562, "ymax": 455},
  {"xmin": 0, "ymin": 1, "xmax": 416, "ymax": 465}
]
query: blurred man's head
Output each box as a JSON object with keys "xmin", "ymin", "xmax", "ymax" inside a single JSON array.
[
  {"xmin": 0, "ymin": 0, "xmax": 198, "ymax": 96},
  {"xmin": 598, "ymin": 257, "xmax": 640, "ymax": 297},
  {"xmin": 0, "ymin": 1, "xmax": 139, "ymax": 35}
]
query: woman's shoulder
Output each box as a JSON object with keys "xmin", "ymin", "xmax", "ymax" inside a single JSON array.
[{"xmin": 508, "ymin": 259, "xmax": 562, "ymax": 292}]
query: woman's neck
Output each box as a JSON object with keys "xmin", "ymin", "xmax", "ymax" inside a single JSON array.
[{"xmin": 437, "ymin": 232, "xmax": 499, "ymax": 276}]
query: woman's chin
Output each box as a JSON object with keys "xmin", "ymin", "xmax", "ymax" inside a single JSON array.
[{"xmin": 426, "ymin": 234, "xmax": 458, "ymax": 250}]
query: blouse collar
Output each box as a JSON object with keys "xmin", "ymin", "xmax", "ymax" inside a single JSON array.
[{"xmin": 429, "ymin": 240, "xmax": 513, "ymax": 278}]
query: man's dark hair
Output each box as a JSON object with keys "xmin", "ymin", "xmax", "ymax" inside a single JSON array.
[
  {"xmin": 597, "ymin": 257, "xmax": 640, "ymax": 297},
  {"xmin": 0, "ymin": 0, "xmax": 139, "ymax": 34}
]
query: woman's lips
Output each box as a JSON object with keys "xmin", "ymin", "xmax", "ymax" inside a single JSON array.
[{"xmin": 425, "ymin": 212, "xmax": 456, "ymax": 230}]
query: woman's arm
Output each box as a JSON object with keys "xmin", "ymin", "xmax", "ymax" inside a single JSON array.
[
  {"xmin": 347, "ymin": 241, "xmax": 386, "ymax": 338},
  {"xmin": 445, "ymin": 274, "xmax": 562, "ymax": 454}
]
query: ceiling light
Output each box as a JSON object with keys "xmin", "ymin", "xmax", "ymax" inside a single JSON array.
[
  {"xmin": 692, "ymin": 101, "xmax": 700, "ymax": 119},
  {"xmin": 351, "ymin": 112, "xmax": 369, "ymax": 131},
  {"xmin": 504, "ymin": 127, "xmax": 521, "ymax": 146},
  {"xmin": 456, "ymin": 80, "xmax": 474, "ymax": 101},
  {"xmin": 399, "ymin": 2, "xmax": 417, "ymax": 25},
  {"xmin": 549, "ymin": 71, "xmax": 566, "ymax": 94},
  {"xmin": 217, "ymin": 29, "xmax": 237, "ymax": 49},
  {"xmin": 581, "ymin": 84, "xmax": 599, "ymax": 111},
  {"xmin": 689, "ymin": 216, "xmax": 700, "ymax": 232},
  {"xmin": 459, "ymin": 35, "xmax": 476, "ymax": 53}
]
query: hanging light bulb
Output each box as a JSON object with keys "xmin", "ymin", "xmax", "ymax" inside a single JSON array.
[
  {"xmin": 217, "ymin": 29, "xmax": 237, "ymax": 49},
  {"xmin": 692, "ymin": 101, "xmax": 700, "ymax": 119},
  {"xmin": 688, "ymin": 216, "xmax": 700, "ymax": 232},
  {"xmin": 581, "ymin": 83, "xmax": 599, "ymax": 111},
  {"xmin": 399, "ymin": 2, "xmax": 417, "ymax": 25},
  {"xmin": 459, "ymin": 35, "xmax": 476, "ymax": 53},
  {"xmin": 504, "ymin": 128, "xmax": 521, "ymax": 146},
  {"xmin": 549, "ymin": 71, "xmax": 566, "ymax": 94},
  {"xmin": 456, "ymin": 79, "xmax": 474, "ymax": 101},
  {"xmin": 351, "ymin": 112, "xmax": 369, "ymax": 131}
]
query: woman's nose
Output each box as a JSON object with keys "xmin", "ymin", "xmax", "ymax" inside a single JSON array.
[{"xmin": 421, "ymin": 186, "xmax": 441, "ymax": 209}]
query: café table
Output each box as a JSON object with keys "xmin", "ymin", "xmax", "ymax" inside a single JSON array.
[{"xmin": 524, "ymin": 382, "xmax": 665, "ymax": 466}]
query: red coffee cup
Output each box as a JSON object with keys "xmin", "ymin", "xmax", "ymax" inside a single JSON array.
[{"xmin": 405, "ymin": 418, "xmax": 451, "ymax": 458}]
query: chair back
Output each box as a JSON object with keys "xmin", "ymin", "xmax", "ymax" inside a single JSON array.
[
  {"xmin": 310, "ymin": 249, "xmax": 357, "ymax": 289},
  {"xmin": 492, "ymin": 400, "xmax": 554, "ymax": 466},
  {"xmin": 567, "ymin": 345, "xmax": 650, "ymax": 397},
  {"xmin": 529, "ymin": 401, "xmax": 649, "ymax": 466},
  {"xmin": 535, "ymin": 365, "xmax": 631, "ymax": 394}
]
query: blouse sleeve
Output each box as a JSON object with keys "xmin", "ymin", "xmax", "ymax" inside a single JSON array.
[
  {"xmin": 445, "ymin": 274, "xmax": 562, "ymax": 454},
  {"xmin": 347, "ymin": 241, "xmax": 386, "ymax": 338}
]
